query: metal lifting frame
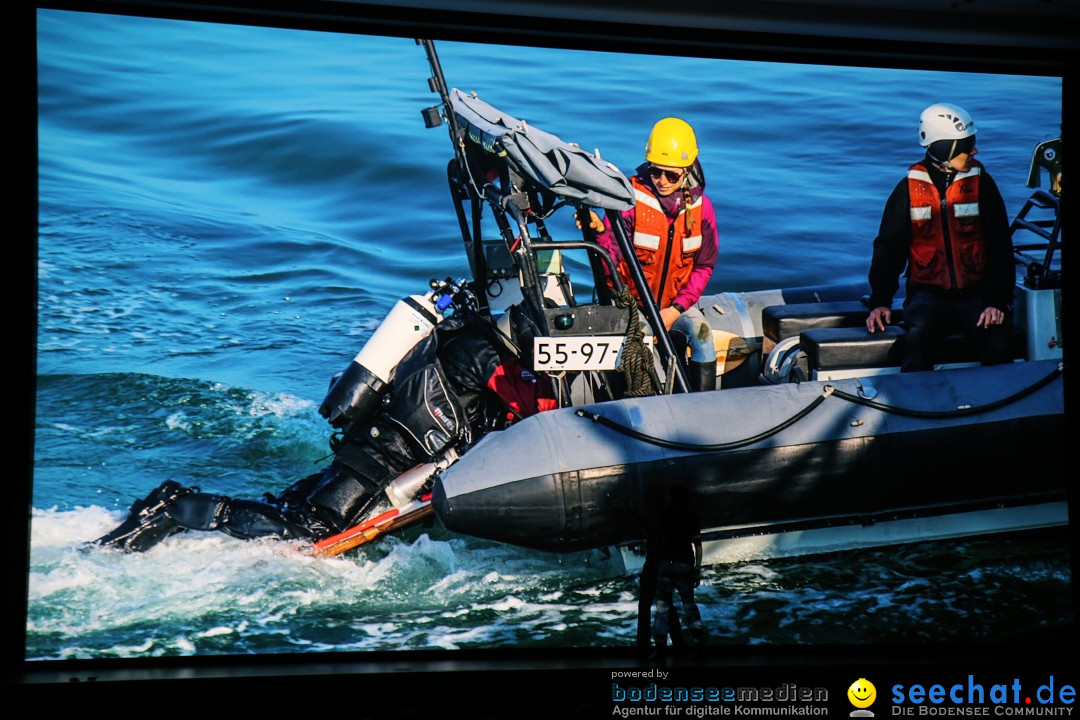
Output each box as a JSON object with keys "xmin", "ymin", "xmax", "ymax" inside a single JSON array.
[{"xmin": 419, "ymin": 38, "xmax": 690, "ymax": 394}]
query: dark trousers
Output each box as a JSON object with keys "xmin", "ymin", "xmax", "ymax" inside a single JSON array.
[
  {"xmin": 638, "ymin": 560, "xmax": 683, "ymax": 649},
  {"xmin": 901, "ymin": 290, "xmax": 1013, "ymax": 373},
  {"xmin": 653, "ymin": 561, "xmax": 703, "ymax": 647}
]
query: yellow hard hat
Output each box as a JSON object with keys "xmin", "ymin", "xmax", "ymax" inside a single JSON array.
[{"xmin": 645, "ymin": 117, "xmax": 698, "ymax": 168}]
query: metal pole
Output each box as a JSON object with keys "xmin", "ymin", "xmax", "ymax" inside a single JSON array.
[{"xmin": 609, "ymin": 220, "xmax": 690, "ymax": 393}]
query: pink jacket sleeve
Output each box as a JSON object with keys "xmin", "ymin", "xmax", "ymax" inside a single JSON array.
[
  {"xmin": 672, "ymin": 195, "xmax": 718, "ymax": 311},
  {"xmin": 595, "ymin": 207, "xmax": 633, "ymax": 269}
]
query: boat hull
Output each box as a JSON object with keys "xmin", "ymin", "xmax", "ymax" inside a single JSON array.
[
  {"xmin": 431, "ymin": 360, "xmax": 1065, "ymax": 553},
  {"xmin": 618, "ymin": 501, "xmax": 1069, "ymax": 570}
]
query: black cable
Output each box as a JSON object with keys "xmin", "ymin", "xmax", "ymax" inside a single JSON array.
[
  {"xmin": 574, "ymin": 362, "xmax": 1062, "ymax": 450},
  {"xmin": 575, "ymin": 386, "xmax": 833, "ymax": 451},
  {"xmin": 826, "ymin": 362, "xmax": 1062, "ymax": 419}
]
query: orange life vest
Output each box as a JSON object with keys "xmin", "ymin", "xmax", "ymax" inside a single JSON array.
[
  {"xmin": 617, "ymin": 176, "xmax": 704, "ymax": 309},
  {"xmin": 907, "ymin": 160, "xmax": 985, "ymax": 290}
]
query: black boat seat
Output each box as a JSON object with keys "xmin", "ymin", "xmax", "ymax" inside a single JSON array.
[
  {"xmin": 761, "ymin": 301, "xmax": 904, "ymax": 343},
  {"xmin": 800, "ymin": 326, "xmax": 904, "ymax": 371},
  {"xmin": 800, "ymin": 326, "xmax": 981, "ymax": 371}
]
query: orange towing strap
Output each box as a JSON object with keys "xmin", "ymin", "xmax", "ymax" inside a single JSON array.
[{"xmin": 309, "ymin": 495, "xmax": 435, "ymax": 558}]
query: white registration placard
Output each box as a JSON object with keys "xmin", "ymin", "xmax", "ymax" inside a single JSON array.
[{"xmin": 533, "ymin": 336, "xmax": 625, "ymax": 371}]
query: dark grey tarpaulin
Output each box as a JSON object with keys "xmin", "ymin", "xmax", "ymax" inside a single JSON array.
[{"xmin": 450, "ymin": 88, "xmax": 634, "ymax": 212}]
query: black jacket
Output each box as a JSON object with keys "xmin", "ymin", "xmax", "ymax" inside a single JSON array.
[{"xmin": 867, "ymin": 154, "xmax": 1014, "ymax": 313}]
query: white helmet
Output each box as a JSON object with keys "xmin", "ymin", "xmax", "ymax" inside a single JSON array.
[{"xmin": 918, "ymin": 103, "xmax": 976, "ymax": 147}]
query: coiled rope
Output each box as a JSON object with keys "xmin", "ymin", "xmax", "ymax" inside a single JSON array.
[{"xmin": 614, "ymin": 287, "xmax": 658, "ymax": 397}]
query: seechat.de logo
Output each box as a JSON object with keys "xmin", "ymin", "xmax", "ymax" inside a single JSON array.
[{"xmin": 891, "ymin": 676, "xmax": 1076, "ymax": 715}]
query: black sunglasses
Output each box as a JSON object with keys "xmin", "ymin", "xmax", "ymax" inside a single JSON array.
[
  {"xmin": 954, "ymin": 136, "xmax": 976, "ymax": 155},
  {"xmin": 649, "ymin": 166, "xmax": 685, "ymax": 183}
]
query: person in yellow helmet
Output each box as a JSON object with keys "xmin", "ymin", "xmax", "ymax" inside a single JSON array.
[{"xmin": 588, "ymin": 117, "xmax": 720, "ymax": 392}]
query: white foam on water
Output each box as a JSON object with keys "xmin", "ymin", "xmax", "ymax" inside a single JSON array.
[
  {"xmin": 164, "ymin": 411, "xmax": 191, "ymax": 431},
  {"xmin": 425, "ymin": 623, "xmax": 497, "ymax": 650},
  {"xmin": 573, "ymin": 586, "xmax": 604, "ymax": 597},
  {"xmin": 36, "ymin": 502, "xmax": 1055, "ymax": 654},
  {"xmin": 31, "ymin": 505, "xmax": 118, "ymax": 546},
  {"xmin": 28, "ymin": 514, "xmax": 535, "ymax": 655},
  {"xmin": 248, "ymin": 390, "xmax": 314, "ymax": 417},
  {"xmin": 439, "ymin": 607, "xmax": 470, "ymax": 619},
  {"xmin": 486, "ymin": 595, "xmax": 525, "ymax": 612}
]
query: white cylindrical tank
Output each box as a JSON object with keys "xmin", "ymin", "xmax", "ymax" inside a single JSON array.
[{"xmin": 319, "ymin": 294, "xmax": 443, "ymax": 428}]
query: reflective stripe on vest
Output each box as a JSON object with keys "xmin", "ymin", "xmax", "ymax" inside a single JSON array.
[
  {"xmin": 911, "ymin": 206, "xmax": 933, "ymax": 221},
  {"xmin": 633, "ymin": 187, "xmax": 664, "ymax": 213},
  {"xmin": 633, "ymin": 231, "xmax": 661, "ymax": 251}
]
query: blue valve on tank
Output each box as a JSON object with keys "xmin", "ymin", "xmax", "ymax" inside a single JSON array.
[{"xmin": 429, "ymin": 277, "xmax": 477, "ymax": 314}]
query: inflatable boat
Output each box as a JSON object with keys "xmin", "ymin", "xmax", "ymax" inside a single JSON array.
[{"xmin": 317, "ymin": 41, "xmax": 1065, "ymax": 566}]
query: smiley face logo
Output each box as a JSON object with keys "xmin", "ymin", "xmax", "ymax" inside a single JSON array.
[{"xmin": 848, "ymin": 678, "xmax": 877, "ymax": 709}]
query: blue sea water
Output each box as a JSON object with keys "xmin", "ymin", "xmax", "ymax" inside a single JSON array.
[{"xmin": 31, "ymin": 9, "xmax": 1070, "ymax": 659}]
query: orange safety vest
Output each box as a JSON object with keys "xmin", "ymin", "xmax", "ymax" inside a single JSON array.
[
  {"xmin": 618, "ymin": 176, "xmax": 704, "ymax": 309},
  {"xmin": 907, "ymin": 160, "xmax": 985, "ymax": 290}
]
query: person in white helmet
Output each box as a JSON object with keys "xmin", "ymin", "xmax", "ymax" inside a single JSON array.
[{"xmin": 865, "ymin": 103, "xmax": 1014, "ymax": 372}]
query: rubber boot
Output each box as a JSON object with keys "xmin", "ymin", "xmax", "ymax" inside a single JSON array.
[
  {"xmin": 688, "ymin": 628, "xmax": 707, "ymax": 659},
  {"xmin": 162, "ymin": 492, "xmax": 327, "ymax": 542},
  {"xmin": 667, "ymin": 606, "xmax": 684, "ymax": 649},
  {"xmin": 688, "ymin": 359, "xmax": 717, "ymax": 393},
  {"xmin": 637, "ymin": 563, "xmax": 658, "ymax": 653},
  {"xmin": 649, "ymin": 635, "xmax": 668, "ymax": 665},
  {"xmin": 94, "ymin": 480, "xmax": 194, "ymax": 552}
]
